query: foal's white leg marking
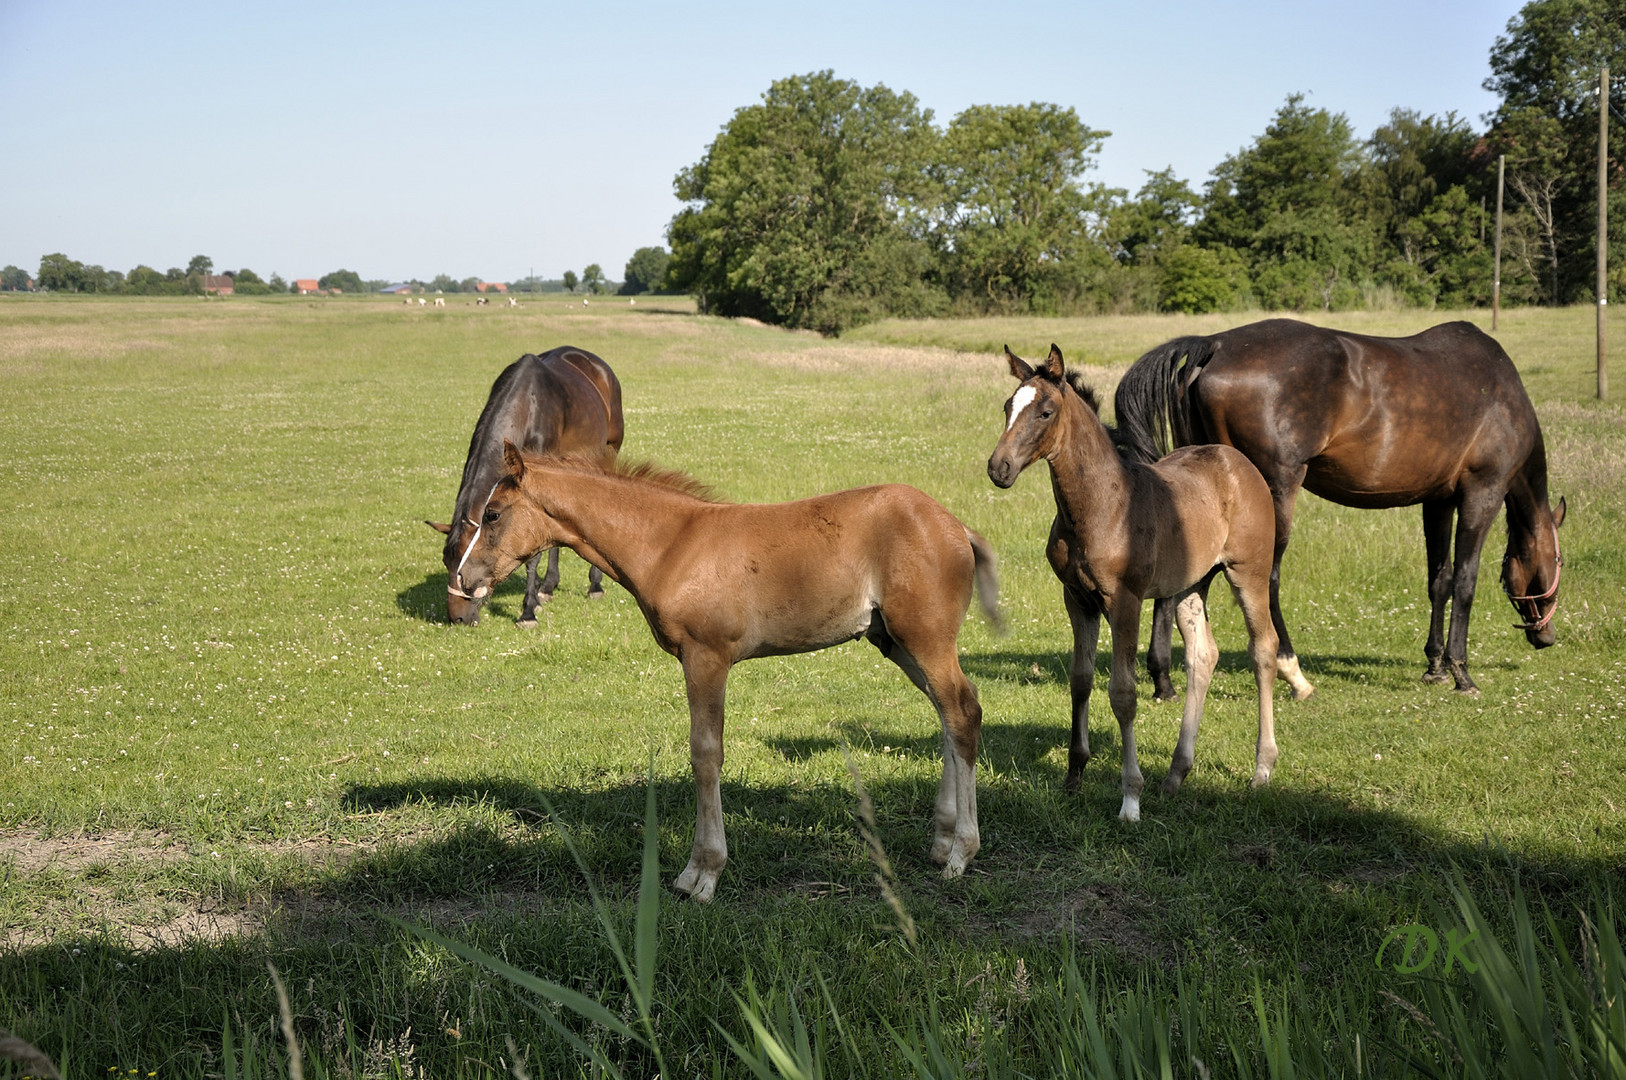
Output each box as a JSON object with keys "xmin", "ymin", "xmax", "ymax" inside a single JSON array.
[
  {"xmin": 942, "ymin": 751, "xmax": 979, "ymax": 879},
  {"xmin": 931, "ymin": 731, "xmax": 958, "ymax": 864},
  {"xmin": 1005, "ymin": 385, "xmax": 1038, "ymax": 431},
  {"xmin": 1277, "ymin": 653, "xmax": 1315, "ymax": 700},
  {"xmin": 1164, "ymin": 591, "xmax": 1216, "ymax": 796}
]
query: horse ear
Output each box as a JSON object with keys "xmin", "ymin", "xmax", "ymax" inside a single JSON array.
[
  {"xmin": 1004, "ymin": 345, "xmax": 1035, "ymax": 381},
  {"xmin": 1043, "ymin": 344, "xmax": 1066, "ymax": 381},
  {"xmin": 1553, "ymin": 496, "xmax": 1566, "ymax": 528},
  {"xmin": 502, "ymin": 440, "xmax": 526, "ymax": 480},
  {"xmin": 425, "ymin": 520, "xmax": 452, "ymax": 535}
]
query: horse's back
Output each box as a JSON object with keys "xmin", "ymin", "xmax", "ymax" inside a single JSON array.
[{"xmin": 1193, "ymin": 320, "xmax": 1539, "ymax": 505}]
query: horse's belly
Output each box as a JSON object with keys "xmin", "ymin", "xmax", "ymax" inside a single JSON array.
[{"xmin": 1303, "ymin": 461, "xmax": 1452, "ymax": 507}]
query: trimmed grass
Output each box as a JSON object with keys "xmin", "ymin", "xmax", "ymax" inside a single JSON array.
[{"xmin": 0, "ymin": 295, "xmax": 1622, "ymax": 1075}]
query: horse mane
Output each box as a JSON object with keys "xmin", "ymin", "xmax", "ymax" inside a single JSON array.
[
  {"xmin": 1065, "ymin": 370, "xmax": 1140, "ymax": 458},
  {"xmin": 525, "ymin": 452, "xmax": 727, "ymax": 503}
]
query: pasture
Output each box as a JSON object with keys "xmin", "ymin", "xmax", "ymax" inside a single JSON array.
[{"xmin": 0, "ymin": 294, "xmax": 1621, "ymax": 1075}]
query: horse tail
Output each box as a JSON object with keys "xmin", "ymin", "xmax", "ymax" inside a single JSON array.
[
  {"xmin": 965, "ymin": 528, "xmax": 1005, "ymax": 634},
  {"xmin": 1113, "ymin": 335, "xmax": 1216, "ymax": 462}
]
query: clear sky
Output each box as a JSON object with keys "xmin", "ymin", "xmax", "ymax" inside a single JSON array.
[{"xmin": 1, "ymin": 0, "xmax": 1527, "ymax": 285}]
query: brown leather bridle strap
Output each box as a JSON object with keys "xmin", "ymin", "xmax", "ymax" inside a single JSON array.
[{"xmin": 1508, "ymin": 524, "xmax": 1562, "ymax": 631}]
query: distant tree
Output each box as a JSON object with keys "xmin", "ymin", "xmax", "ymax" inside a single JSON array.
[
  {"xmin": 932, "ymin": 102, "xmax": 1114, "ymax": 311},
  {"xmin": 667, "ymin": 70, "xmax": 942, "ymax": 332},
  {"xmin": 1158, "ymin": 245, "xmax": 1250, "ymax": 313},
  {"xmin": 319, "ymin": 269, "xmax": 365, "ymax": 294},
  {"xmin": 126, "ymin": 265, "xmax": 168, "ymax": 294},
  {"xmin": 1199, "ymin": 95, "xmax": 1372, "ymax": 310},
  {"xmin": 1484, "ymin": 0, "xmax": 1626, "ymax": 301},
  {"xmin": 230, "ymin": 268, "xmax": 274, "ymax": 295},
  {"xmin": 1109, "ymin": 168, "xmax": 1202, "ymax": 264},
  {"xmin": 621, "ymin": 246, "xmax": 670, "ymax": 294},
  {"xmin": 429, "ymin": 273, "xmax": 458, "ymax": 293},
  {"xmin": 187, "ymin": 255, "xmax": 213, "ymax": 276},
  {"xmin": 562, "ymin": 269, "xmax": 579, "ymax": 293},
  {"xmin": 268, "ymin": 273, "xmax": 288, "ymax": 293},
  {"xmin": 37, "ymin": 253, "xmax": 85, "ymax": 292},
  {"xmin": 458, "ymin": 276, "xmax": 481, "ymax": 293},
  {"xmin": 582, "ymin": 264, "xmax": 606, "ymax": 295},
  {"xmin": 0, "ymin": 265, "xmax": 30, "ymax": 291}
]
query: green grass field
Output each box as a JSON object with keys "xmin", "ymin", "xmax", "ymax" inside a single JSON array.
[{"xmin": 0, "ymin": 294, "xmax": 1621, "ymax": 1076}]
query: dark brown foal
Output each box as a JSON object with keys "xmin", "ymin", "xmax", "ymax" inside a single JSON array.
[{"xmin": 988, "ymin": 345, "xmax": 1280, "ymax": 819}]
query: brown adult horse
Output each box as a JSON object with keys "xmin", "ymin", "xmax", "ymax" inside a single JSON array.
[
  {"xmin": 988, "ymin": 345, "xmax": 1280, "ymax": 819},
  {"xmin": 454, "ymin": 446, "xmax": 1001, "ymax": 901},
  {"xmin": 1114, "ymin": 319, "xmax": 1565, "ymax": 698},
  {"xmin": 426, "ymin": 347, "xmax": 623, "ymax": 625}
]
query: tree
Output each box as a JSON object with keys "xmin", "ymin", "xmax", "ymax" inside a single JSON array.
[
  {"xmin": 621, "ymin": 246, "xmax": 670, "ymax": 294},
  {"xmin": 187, "ymin": 255, "xmax": 213, "ymax": 276},
  {"xmin": 1, "ymin": 265, "xmax": 31, "ymax": 291},
  {"xmin": 1485, "ymin": 0, "xmax": 1626, "ymax": 301},
  {"xmin": 125, "ymin": 265, "xmax": 169, "ymax": 294},
  {"xmin": 667, "ymin": 70, "xmax": 942, "ymax": 333},
  {"xmin": 561, "ymin": 269, "xmax": 579, "ymax": 293},
  {"xmin": 1109, "ymin": 168, "xmax": 1202, "ymax": 264},
  {"xmin": 458, "ymin": 276, "xmax": 481, "ymax": 293},
  {"xmin": 268, "ymin": 273, "xmax": 288, "ymax": 293},
  {"xmin": 37, "ymin": 253, "xmax": 85, "ymax": 292},
  {"xmin": 319, "ymin": 269, "xmax": 364, "ymax": 294},
  {"xmin": 931, "ymin": 102, "xmax": 1115, "ymax": 312},
  {"xmin": 582, "ymin": 264, "xmax": 606, "ymax": 295},
  {"xmin": 1199, "ymin": 95, "xmax": 1372, "ymax": 310}
]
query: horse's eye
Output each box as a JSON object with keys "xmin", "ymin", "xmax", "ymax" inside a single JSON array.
[
  {"xmin": 1039, "ymin": 408, "xmax": 1054, "ymax": 419},
  {"xmin": 482, "ymin": 508, "xmax": 501, "ymax": 525}
]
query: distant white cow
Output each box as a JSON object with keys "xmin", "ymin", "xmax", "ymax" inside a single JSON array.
[
  {"xmin": 417, "ymin": 298, "xmax": 427, "ymax": 307},
  {"xmin": 582, "ymin": 298, "xmax": 590, "ymax": 307},
  {"xmin": 434, "ymin": 297, "xmax": 446, "ymax": 307},
  {"xmin": 476, "ymin": 296, "xmax": 490, "ymax": 306},
  {"xmin": 508, "ymin": 296, "xmax": 518, "ymax": 307}
]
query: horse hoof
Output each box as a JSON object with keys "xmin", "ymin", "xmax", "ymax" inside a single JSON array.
[
  {"xmin": 587, "ymin": 589, "xmax": 606, "ymax": 600},
  {"xmin": 538, "ymin": 592, "xmax": 554, "ymax": 604},
  {"xmin": 672, "ymin": 866, "xmax": 718, "ymax": 903},
  {"xmin": 1063, "ymin": 769, "xmax": 1084, "ymax": 794},
  {"xmin": 1160, "ymin": 774, "xmax": 1184, "ymax": 796},
  {"xmin": 517, "ymin": 618, "xmax": 537, "ymax": 629},
  {"xmin": 1454, "ymin": 683, "xmax": 1481, "ymax": 698},
  {"xmin": 1151, "ymin": 683, "xmax": 1178, "ymax": 703},
  {"xmin": 1118, "ymin": 795, "xmax": 1141, "ymax": 822},
  {"xmin": 1290, "ymin": 683, "xmax": 1316, "ymax": 701},
  {"xmin": 1421, "ymin": 669, "xmax": 1451, "ymax": 686},
  {"xmin": 1250, "ymin": 768, "xmax": 1272, "ymax": 788},
  {"xmin": 941, "ymin": 857, "xmax": 968, "ymax": 881}
]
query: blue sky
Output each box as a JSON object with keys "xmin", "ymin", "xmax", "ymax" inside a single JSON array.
[{"xmin": 1, "ymin": 0, "xmax": 1527, "ymax": 285}]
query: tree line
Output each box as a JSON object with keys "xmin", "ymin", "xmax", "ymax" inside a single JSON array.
[{"xmin": 664, "ymin": 0, "xmax": 1625, "ymax": 333}]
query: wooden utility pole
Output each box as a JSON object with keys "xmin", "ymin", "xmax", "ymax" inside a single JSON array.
[
  {"xmin": 1599, "ymin": 65, "xmax": 1609, "ymax": 401},
  {"xmin": 1494, "ymin": 154, "xmax": 1505, "ymax": 332}
]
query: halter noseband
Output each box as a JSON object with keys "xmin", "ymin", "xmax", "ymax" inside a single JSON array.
[{"xmin": 1506, "ymin": 524, "xmax": 1562, "ymax": 632}]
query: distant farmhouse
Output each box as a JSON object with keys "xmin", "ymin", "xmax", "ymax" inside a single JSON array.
[
  {"xmin": 381, "ymin": 283, "xmax": 414, "ymax": 295},
  {"xmin": 474, "ymin": 282, "xmax": 508, "ymax": 294},
  {"xmin": 201, "ymin": 274, "xmax": 234, "ymax": 296},
  {"xmin": 294, "ymin": 279, "xmax": 321, "ymax": 295}
]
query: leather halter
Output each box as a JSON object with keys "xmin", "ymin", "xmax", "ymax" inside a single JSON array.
[{"xmin": 1506, "ymin": 524, "xmax": 1562, "ymax": 632}]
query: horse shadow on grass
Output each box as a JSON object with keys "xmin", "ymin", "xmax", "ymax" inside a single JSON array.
[{"xmin": 2, "ymin": 751, "xmax": 1618, "ymax": 1072}]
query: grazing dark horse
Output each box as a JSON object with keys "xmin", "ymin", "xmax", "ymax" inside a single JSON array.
[
  {"xmin": 454, "ymin": 446, "xmax": 1001, "ymax": 901},
  {"xmin": 988, "ymin": 345, "xmax": 1280, "ymax": 819},
  {"xmin": 426, "ymin": 347, "xmax": 623, "ymax": 625},
  {"xmin": 1114, "ymin": 319, "xmax": 1565, "ymax": 697}
]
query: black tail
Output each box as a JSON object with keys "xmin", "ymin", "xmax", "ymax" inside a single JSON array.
[{"xmin": 1112, "ymin": 335, "xmax": 1217, "ymax": 463}]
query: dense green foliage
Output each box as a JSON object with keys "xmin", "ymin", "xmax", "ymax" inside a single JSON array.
[
  {"xmin": 666, "ymin": 0, "xmax": 1625, "ymax": 332},
  {"xmin": 621, "ymin": 246, "xmax": 671, "ymax": 295},
  {"xmin": 0, "ymin": 295, "xmax": 1621, "ymax": 1076}
]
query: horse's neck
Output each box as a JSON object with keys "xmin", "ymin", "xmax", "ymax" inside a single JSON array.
[
  {"xmin": 1047, "ymin": 395, "xmax": 1129, "ymax": 519},
  {"xmin": 530, "ymin": 469, "xmax": 691, "ymax": 589}
]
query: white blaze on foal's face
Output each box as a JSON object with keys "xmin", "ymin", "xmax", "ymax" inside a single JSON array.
[{"xmin": 1006, "ymin": 385, "xmax": 1039, "ymax": 432}]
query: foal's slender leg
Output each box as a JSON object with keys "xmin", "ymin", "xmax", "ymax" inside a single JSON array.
[
  {"xmin": 519, "ymin": 552, "xmax": 544, "ymax": 627},
  {"xmin": 1228, "ymin": 563, "xmax": 1281, "ymax": 787},
  {"xmin": 1062, "ymin": 586, "xmax": 1102, "ymax": 793},
  {"xmin": 673, "ymin": 649, "xmax": 731, "ymax": 902},
  {"xmin": 875, "ymin": 625, "xmax": 982, "ymax": 877},
  {"xmin": 1146, "ymin": 598, "xmax": 1178, "ymax": 703},
  {"xmin": 1162, "ymin": 586, "xmax": 1216, "ymax": 796},
  {"xmin": 1105, "ymin": 599, "xmax": 1145, "ymax": 822},
  {"xmin": 538, "ymin": 546, "xmax": 562, "ymax": 600}
]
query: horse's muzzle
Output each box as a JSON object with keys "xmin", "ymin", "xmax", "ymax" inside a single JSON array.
[
  {"xmin": 446, "ymin": 589, "xmax": 486, "ymax": 625},
  {"xmin": 987, "ymin": 456, "xmax": 1017, "ymax": 489}
]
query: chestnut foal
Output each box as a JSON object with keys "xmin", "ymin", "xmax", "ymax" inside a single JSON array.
[
  {"xmin": 455, "ymin": 445, "xmax": 1001, "ymax": 901},
  {"xmin": 987, "ymin": 345, "xmax": 1280, "ymax": 820}
]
